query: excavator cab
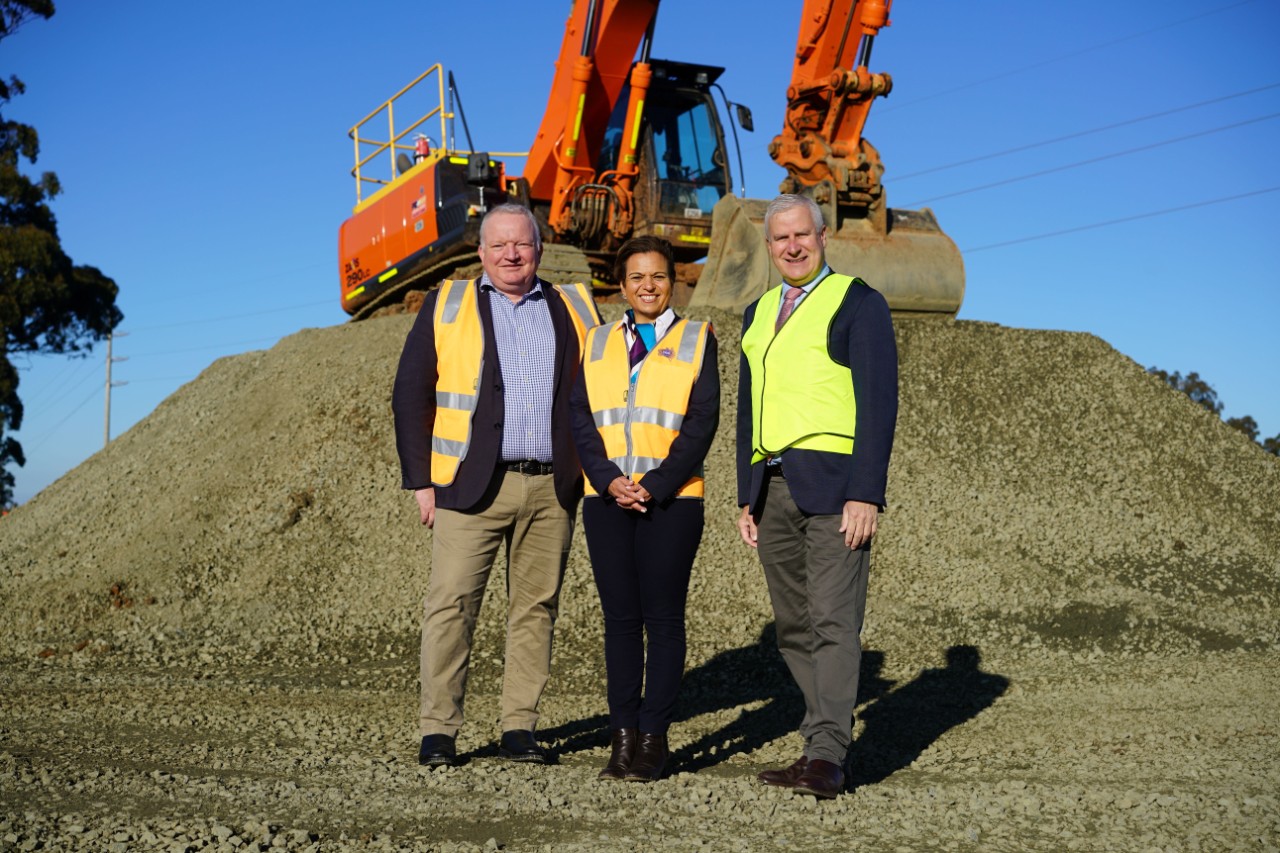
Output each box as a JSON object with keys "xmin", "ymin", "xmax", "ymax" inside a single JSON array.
[{"xmin": 606, "ymin": 60, "xmax": 732, "ymax": 260}]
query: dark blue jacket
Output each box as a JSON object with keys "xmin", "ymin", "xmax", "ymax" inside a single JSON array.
[
  {"xmin": 736, "ymin": 276, "xmax": 898, "ymax": 515},
  {"xmin": 392, "ymin": 279, "xmax": 584, "ymax": 512}
]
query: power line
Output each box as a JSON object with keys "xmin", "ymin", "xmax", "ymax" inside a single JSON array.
[
  {"xmin": 127, "ymin": 335, "xmax": 283, "ymax": 359},
  {"xmin": 127, "ymin": 299, "xmax": 332, "ymax": 333},
  {"xmin": 127, "ymin": 375, "xmax": 199, "ymax": 384},
  {"xmin": 876, "ymin": 0, "xmax": 1265, "ymax": 117},
  {"xmin": 961, "ymin": 186, "xmax": 1280, "ymax": 253},
  {"xmin": 128, "ymin": 261, "xmax": 332, "ymax": 307},
  {"xmin": 19, "ymin": 356, "xmax": 95, "ymax": 408},
  {"xmin": 24, "ymin": 385, "xmax": 101, "ymax": 454},
  {"xmin": 25, "ymin": 360, "xmax": 99, "ymax": 416},
  {"xmin": 894, "ymin": 83, "xmax": 1280, "ymax": 183},
  {"xmin": 901, "ymin": 112, "xmax": 1280, "ymax": 207}
]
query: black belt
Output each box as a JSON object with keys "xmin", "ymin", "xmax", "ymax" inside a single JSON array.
[
  {"xmin": 766, "ymin": 460, "xmax": 785, "ymax": 479},
  {"xmin": 502, "ymin": 459, "xmax": 554, "ymax": 476}
]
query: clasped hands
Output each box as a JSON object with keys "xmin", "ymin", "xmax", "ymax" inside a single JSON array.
[{"xmin": 607, "ymin": 476, "xmax": 651, "ymax": 513}]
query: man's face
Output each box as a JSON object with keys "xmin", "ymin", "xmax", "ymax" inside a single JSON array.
[
  {"xmin": 478, "ymin": 212, "xmax": 542, "ymax": 297},
  {"xmin": 766, "ymin": 205, "xmax": 828, "ymax": 286}
]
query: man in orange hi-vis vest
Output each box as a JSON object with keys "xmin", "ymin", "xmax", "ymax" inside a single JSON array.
[{"xmin": 393, "ymin": 203, "xmax": 601, "ymax": 768}]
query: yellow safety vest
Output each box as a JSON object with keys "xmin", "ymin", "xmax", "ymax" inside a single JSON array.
[
  {"xmin": 741, "ymin": 274, "xmax": 859, "ymax": 464},
  {"xmin": 581, "ymin": 317, "xmax": 710, "ymax": 499},
  {"xmin": 430, "ymin": 278, "xmax": 600, "ymax": 486}
]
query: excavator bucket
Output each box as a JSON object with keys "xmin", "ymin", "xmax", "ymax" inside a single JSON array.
[{"xmin": 692, "ymin": 195, "xmax": 966, "ymax": 316}]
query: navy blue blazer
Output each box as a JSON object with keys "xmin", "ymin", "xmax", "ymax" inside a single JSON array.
[
  {"xmin": 736, "ymin": 276, "xmax": 898, "ymax": 516},
  {"xmin": 392, "ymin": 278, "xmax": 584, "ymax": 512}
]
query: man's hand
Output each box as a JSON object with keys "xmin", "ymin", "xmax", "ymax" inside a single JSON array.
[
  {"xmin": 414, "ymin": 487, "xmax": 437, "ymax": 528},
  {"xmin": 737, "ymin": 505, "xmax": 758, "ymax": 548},
  {"xmin": 839, "ymin": 500, "xmax": 877, "ymax": 550},
  {"xmin": 607, "ymin": 476, "xmax": 650, "ymax": 512}
]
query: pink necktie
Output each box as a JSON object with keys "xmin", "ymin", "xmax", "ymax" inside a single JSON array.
[{"xmin": 775, "ymin": 285, "xmax": 804, "ymax": 332}]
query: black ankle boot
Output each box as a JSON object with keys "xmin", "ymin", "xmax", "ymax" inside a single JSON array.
[
  {"xmin": 623, "ymin": 732, "xmax": 667, "ymax": 782},
  {"xmin": 598, "ymin": 728, "xmax": 637, "ymax": 780}
]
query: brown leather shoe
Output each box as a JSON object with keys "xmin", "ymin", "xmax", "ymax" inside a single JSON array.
[
  {"xmin": 597, "ymin": 728, "xmax": 637, "ymax": 781},
  {"xmin": 757, "ymin": 755, "xmax": 808, "ymax": 788},
  {"xmin": 792, "ymin": 758, "xmax": 844, "ymax": 799},
  {"xmin": 623, "ymin": 732, "xmax": 668, "ymax": 782}
]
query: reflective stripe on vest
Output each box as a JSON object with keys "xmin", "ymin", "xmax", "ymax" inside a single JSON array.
[
  {"xmin": 554, "ymin": 282, "xmax": 603, "ymax": 349},
  {"xmin": 430, "ymin": 279, "xmax": 600, "ymax": 487},
  {"xmin": 581, "ymin": 318, "xmax": 709, "ymax": 498},
  {"xmin": 431, "ymin": 279, "xmax": 485, "ymax": 486},
  {"xmin": 741, "ymin": 274, "xmax": 859, "ymax": 464}
]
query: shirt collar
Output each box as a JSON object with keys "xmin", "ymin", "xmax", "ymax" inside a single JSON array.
[
  {"xmin": 624, "ymin": 306, "xmax": 677, "ymax": 340},
  {"xmin": 479, "ymin": 273, "xmax": 545, "ymax": 302},
  {"xmin": 781, "ymin": 265, "xmax": 831, "ymax": 295}
]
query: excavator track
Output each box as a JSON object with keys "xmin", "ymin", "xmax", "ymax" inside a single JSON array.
[
  {"xmin": 347, "ymin": 254, "xmax": 482, "ymax": 322},
  {"xmin": 347, "ymin": 242, "xmax": 599, "ymax": 322}
]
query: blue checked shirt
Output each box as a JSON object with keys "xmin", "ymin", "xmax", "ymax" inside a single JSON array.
[{"xmin": 481, "ymin": 274, "xmax": 556, "ymax": 463}]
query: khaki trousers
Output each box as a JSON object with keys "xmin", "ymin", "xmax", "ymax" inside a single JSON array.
[{"xmin": 420, "ymin": 470, "xmax": 573, "ymax": 737}]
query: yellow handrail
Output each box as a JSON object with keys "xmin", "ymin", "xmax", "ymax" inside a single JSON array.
[{"xmin": 348, "ymin": 64, "xmax": 452, "ymax": 203}]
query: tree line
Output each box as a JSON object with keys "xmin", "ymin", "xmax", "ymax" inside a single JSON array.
[
  {"xmin": 2, "ymin": 1, "xmax": 121, "ymax": 508},
  {"xmin": 1147, "ymin": 367, "xmax": 1280, "ymax": 456}
]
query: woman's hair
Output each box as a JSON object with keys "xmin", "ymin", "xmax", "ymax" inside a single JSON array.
[{"xmin": 613, "ymin": 235, "xmax": 676, "ymax": 283}]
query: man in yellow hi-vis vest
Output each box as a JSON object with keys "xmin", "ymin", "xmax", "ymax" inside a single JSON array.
[
  {"xmin": 736, "ymin": 194, "xmax": 899, "ymax": 799},
  {"xmin": 392, "ymin": 204, "xmax": 601, "ymax": 767}
]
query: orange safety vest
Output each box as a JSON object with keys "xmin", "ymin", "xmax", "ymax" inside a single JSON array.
[
  {"xmin": 430, "ymin": 278, "xmax": 600, "ymax": 486},
  {"xmin": 581, "ymin": 317, "xmax": 710, "ymax": 499}
]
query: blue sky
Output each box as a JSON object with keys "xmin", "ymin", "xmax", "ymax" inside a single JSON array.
[{"xmin": 6, "ymin": 0, "xmax": 1278, "ymax": 505}]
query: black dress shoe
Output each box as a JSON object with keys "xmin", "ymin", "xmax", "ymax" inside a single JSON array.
[
  {"xmin": 418, "ymin": 734, "xmax": 457, "ymax": 767},
  {"xmin": 598, "ymin": 728, "xmax": 637, "ymax": 781},
  {"xmin": 792, "ymin": 758, "xmax": 845, "ymax": 799},
  {"xmin": 623, "ymin": 732, "xmax": 667, "ymax": 782},
  {"xmin": 499, "ymin": 729, "xmax": 548, "ymax": 763},
  {"xmin": 757, "ymin": 755, "xmax": 808, "ymax": 788}
]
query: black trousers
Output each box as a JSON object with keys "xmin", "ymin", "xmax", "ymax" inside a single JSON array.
[{"xmin": 582, "ymin": 496, "xmax": 704, "ymax": 734}]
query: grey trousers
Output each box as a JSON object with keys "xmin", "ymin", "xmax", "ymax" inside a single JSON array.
[{"xmin": 756, "ymin": 475, "xmax": 869, "ymax": 765}]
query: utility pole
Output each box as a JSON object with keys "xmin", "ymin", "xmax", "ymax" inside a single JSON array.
[{"xmin": 104, "ymin": 331, "xmax": 129, "ymax": 447}]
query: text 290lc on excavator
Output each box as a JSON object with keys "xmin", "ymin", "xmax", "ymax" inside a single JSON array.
[{"xmin": 337, "ymin": 0, "xmax": 964, "ymax": 320}]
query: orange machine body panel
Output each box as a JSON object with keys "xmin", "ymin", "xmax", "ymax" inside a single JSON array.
[
  {"xmin": 339, "ymin": 153, "xmax": 506, "ymax": 316},
  {"xmin": 340, "ymin": 157, "xmax": 441, "ymax": 312}
]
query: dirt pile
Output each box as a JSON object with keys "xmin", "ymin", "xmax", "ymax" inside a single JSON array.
[
  {"xmin": 3, "ymin": 310, "xmax": 1275, "ymax": 660},
  {"xmin": 1, "ymin": 309, "xmax": 1277, "ymax": 851}
]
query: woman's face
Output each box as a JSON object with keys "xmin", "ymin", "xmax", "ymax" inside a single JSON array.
[{"xmin": 622, "ymin": 251, "xmax": 672, "ymax": 324}]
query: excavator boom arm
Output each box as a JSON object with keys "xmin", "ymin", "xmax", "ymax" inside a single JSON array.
[
  {"xmin": 521, "ymin": 0, "xmax": 659, "ymax": 233},
  {"xmin": 774, "ymin": 0, "xmax": 895, "ymax": 215}
]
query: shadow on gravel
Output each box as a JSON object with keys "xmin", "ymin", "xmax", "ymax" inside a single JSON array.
[
  {"xmin": 668, "ymin": 624, "xmax": 902, "ymax": 774},
  {"xmin": 671, "ymin": 624, "xmax": 858, "ymax": 773},
  {"xmin": 541, "ymin": 629, "xmax": 1008, "ymax": 784},
  {"xmin": 540, "ymin": 623, "xmax": 813, "ymax": 763},
  {"xmin": 845, "ymin": 644, "xmax": 1009, "ymax": 790}
]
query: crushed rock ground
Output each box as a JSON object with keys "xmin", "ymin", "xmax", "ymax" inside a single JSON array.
[{"xmin": 1, "ymin": 307, "xmax": 1277, "ymax": 851}]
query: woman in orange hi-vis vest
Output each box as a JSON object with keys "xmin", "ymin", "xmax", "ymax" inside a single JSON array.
[{"xmin": 570, "ymin": 236, "xmax": 720, "ymax": 783}]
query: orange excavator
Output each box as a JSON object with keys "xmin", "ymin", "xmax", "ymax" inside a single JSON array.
[{"xmin": 338, "ymin": 0, "xmax": 964, "ymax": 320}]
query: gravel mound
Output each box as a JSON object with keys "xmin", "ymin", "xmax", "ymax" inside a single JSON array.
[{"xmin": 2, "ymin": 309, "xmax": 1277, "ymax": 851}]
